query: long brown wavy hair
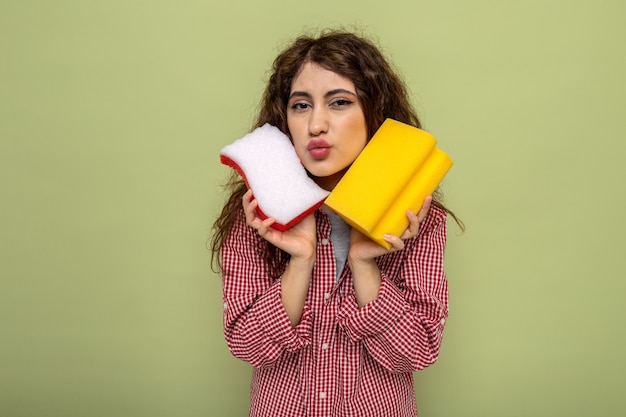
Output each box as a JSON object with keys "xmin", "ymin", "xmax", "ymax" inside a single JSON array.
[{"xmin": 210, "ymin": 29, "xmax": 463, "ymax": 275}]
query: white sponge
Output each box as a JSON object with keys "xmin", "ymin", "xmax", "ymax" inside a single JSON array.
[{"xmin": 220, "ymin": 124, "xmax": 330, "ymax": 230}]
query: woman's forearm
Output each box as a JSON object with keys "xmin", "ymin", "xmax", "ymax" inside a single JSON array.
[
  {"xmin": 348, "ymin": 257, "xmax": 382, "ymax": 307},
  {"xmin": 280, "ymin": 255, "xmax": 315, "ymax": 326}
]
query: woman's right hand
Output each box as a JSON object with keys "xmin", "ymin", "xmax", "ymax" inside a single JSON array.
[{"xmin": 243, "ymin": 189, "xmax": 317, "ymax": 261}]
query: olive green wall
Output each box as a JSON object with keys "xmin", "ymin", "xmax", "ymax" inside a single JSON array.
[{"xmin": 2, "ymin": 1, "xmax": 624, "ymax": 416}]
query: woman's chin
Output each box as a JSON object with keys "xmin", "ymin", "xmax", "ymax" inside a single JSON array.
[{"xmin": 308, "ymin": 170, "xmax": 348, "ymax": 191}]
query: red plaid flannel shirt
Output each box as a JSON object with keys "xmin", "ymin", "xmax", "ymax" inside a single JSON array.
[{"xmin": 222, "ymin": 205, "xmax": 449, "ymax": 417}]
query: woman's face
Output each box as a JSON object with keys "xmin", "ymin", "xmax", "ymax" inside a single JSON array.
[{"xmin": 287, "ymin": 62, "xmax": 368, "ymax": 191}]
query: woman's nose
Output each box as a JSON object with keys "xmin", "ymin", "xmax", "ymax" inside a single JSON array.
[{"xmin": 308, "ymin": 108, "xmax": 329, "ymax": 136}]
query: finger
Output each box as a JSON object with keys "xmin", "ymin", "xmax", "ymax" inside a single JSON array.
[
  {"xmin": 257, "ymin": 217, "xmax": 276, "ymax": 236},
  {"xmin": 417, "ymin": 195, "xmax": 433, "ymax": 223},
  {"xmin": 243, "ymin": 191, "xmax": 260, "ymax": 226},
  {"xmin": 242, "ymin": 189, "xmax": 253, "ymax": 204},
  {"xmin": 405, "ymin": 210, "xmax": 420, "ymax": 236},
  {"xmin": 383, "ymin": 234, "xmax": 406, "ymax": 251},
  {"xmin": 400, "ymin": 196, "xmax": 433, "ymax": 240},
  {"xmin": 242, "ymin": 189, "xmax": 253, "ymax": 212}
]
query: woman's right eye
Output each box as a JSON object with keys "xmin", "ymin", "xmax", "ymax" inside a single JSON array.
[{"xmin": 290, "ymin": 102, "xmax": 310, "ymax": 110}]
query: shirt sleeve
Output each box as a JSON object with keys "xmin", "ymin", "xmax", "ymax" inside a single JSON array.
[
  {"xmin": 336, "ymin": 206, "xmax": 449, "ymax": 373},
  {"xmin": 222, "ymin": 215, "xmax": 313, "ymax": 369}
]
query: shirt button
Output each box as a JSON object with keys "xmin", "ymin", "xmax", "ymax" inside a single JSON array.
[
  {"xmin": 321, "ymin": 238, "xmax": 329, "ymax": 245},
  {"xmin": 223, "ymin": 302, "xmax": 228, "ymax": 310},
  {"xmin": 441, "ymin": 318, "xmax": 446, "ymax": 326},
  {"xmin": 321, "ymin": 343, "xmax": 328, "ymax": 350},
  {"xmin": 324, "ymin": 292, "xmax": 331, "ymax": 300},
  {"xmin": 319, "ymin": 392, "xmax": 326, "ymax": 399}
]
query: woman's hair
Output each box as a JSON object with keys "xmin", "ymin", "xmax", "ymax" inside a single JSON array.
[{"xmin": 210, "ymin": 29, "xmax": 463, "ymax": 274}]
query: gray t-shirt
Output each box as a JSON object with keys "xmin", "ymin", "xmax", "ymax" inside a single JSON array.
[{"xmin": 324, "ymin": 207, "xmax": 351, "ymax": 281}]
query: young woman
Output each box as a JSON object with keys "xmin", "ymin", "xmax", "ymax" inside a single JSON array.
[{"xmin": 211, "ymin": 29, "xmax": 461, "ymax": 417}]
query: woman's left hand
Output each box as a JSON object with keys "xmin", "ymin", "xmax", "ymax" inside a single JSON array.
[{"xmin": 348, "ymin": 195, "xmax": 433, "ymax": 261}]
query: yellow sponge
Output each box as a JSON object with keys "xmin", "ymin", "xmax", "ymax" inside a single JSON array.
[{"xmin": 325, "ymin": 119, "xmax": 453, "ymax": 249}]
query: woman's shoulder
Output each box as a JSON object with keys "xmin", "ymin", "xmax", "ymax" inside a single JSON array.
[
  {"xmin": 405, "ymin": 203, "xmax": 447, "ymax": 246},
  {"xmin": 226, "ymin": 210, "xmax": 263, "ymax": 245},
  {"xmin": 429, "ymin": 203, "xmax": 447, "ymax": 223}
]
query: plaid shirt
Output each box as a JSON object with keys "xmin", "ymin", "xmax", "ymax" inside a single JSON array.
[{"xmin": 222, "ymin": 205, "xmax": 449, "ymax": 417}]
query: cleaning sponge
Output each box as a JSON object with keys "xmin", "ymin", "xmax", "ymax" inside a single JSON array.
[
  {"xmin": 325, "ymin": 118, "xmax": 453, "ymax": 249},
  {"xmin": 219, "ymin": 124, "xmax": 330, "ymax": 230}
]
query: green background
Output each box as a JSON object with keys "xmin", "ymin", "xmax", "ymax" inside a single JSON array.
[{"xmin": 2, "ymin": 1, "xmax": 625, "ymax": 416}]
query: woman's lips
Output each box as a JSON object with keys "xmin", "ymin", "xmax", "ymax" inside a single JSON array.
[{"xmin": 307, "ymin": 139, "xmax": 331, "ymax": 159}]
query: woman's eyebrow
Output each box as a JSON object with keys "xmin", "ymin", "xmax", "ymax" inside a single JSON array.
[
  {"xmin": 288, "ymin": 89, "xmax": 357, "ymax": 100},
  {"xmin": 288, "ymin": 91, "xmax": 311, "ymax": 100},
  {"xmin": 324, "ymin": 88, "xmax": 357, "ymax": 98}
]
